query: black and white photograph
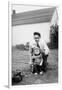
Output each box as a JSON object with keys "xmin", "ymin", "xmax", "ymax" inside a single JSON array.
[{"xmin": 11, "ymin": 4, "xmax": 58, "ymax": 86}]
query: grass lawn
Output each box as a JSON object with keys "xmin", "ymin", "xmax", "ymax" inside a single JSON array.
[{"xmin": 12, "ymin": 47, "xmax": 58, "ymax": 85}]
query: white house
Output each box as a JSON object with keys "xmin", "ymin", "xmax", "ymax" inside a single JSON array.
[{"xmin": 12, "ymin": 5, "xmax": 58, "ymax": 46}]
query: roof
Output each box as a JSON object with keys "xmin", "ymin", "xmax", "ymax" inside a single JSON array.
[{"xmin": 12, "ymin": 7, "xmax": 56, "ymax": 26}]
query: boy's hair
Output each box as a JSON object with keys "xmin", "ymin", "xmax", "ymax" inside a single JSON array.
[{"xmin": 33, "ymin": 32, "xmax": 41, "ymax": 37}]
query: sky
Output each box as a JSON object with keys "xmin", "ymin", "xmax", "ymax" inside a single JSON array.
[{"xmin": 12, "ymin": 4, "xmax": 53, "ymax": 13}]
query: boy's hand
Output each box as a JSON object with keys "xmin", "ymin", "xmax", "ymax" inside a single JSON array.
[{"xmin": 40, "ymin": 60, "xmax": 43, "ymax": 66}]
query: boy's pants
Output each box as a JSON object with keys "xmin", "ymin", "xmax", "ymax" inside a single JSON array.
[{"xmin": 30, "ymin": 53, "xmax": 48, "ymax": 72}]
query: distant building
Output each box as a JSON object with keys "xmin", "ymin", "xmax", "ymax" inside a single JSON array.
[{"xmin": 25, "ymin": 42, "xmax": 29, "ymax": 50}]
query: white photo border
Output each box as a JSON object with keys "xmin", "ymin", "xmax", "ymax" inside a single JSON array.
[{"xmin": 8, "ymin": 1, "xmax": 60, "ymax": 88}]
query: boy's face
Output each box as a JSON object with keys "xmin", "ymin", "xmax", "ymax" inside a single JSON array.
[{"xmin": 34, "ymin": 35, "xmax": 40, "ymax": 43}]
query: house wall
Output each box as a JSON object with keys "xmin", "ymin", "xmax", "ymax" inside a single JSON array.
[{"xmin": 12, "ymin": 22, "xmax": 50, "ymax": 46}]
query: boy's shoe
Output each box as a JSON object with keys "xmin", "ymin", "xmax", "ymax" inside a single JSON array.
[
  {"xmin": 40, "ymin": 71, "xmax": 43, "ymax": 75},
  {"xmin": 34, "ymin": 73, "xmax": 38, "ymax": 75}
]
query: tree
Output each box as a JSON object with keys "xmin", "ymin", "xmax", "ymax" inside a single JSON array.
[
  {"xmin": 16, "ymin": 44, "xmax": 25, "ymax": 50},
  {"xmin": 50, "ymin": 24, "xmax": 58, "ymax": 49}
]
